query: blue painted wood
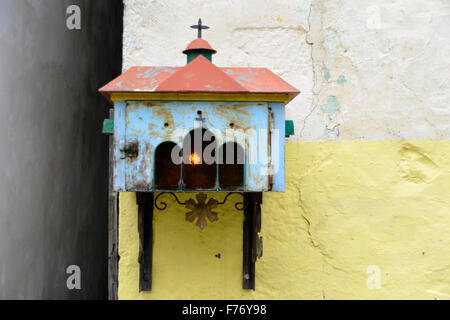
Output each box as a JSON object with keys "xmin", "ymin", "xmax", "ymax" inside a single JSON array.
[
  {"xmin": 113, "ymin": 101, "xmax": 126, "ymax": 191},
  {"xmin": 270, "ymin": 103, "xmax": 286, "ymax": 192}
]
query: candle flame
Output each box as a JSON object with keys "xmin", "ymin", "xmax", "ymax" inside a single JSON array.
[{"xmin": 190, "ymin": 153, "xmax": 201, "ymax": 165}]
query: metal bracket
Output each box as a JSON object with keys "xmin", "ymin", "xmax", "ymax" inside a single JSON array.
[
  {"xmin": 150, "ymin": 192, "xmax": 261, "ymax": 290},
  {"xmin": 137, "ymin": 193, "xmax": 154, "ymax": 292},
  {"xmin": 155, "ymin": 193, "xmax": 246, "ymax": 230},
  {"xmin": 243, "ymin": 193, "xmax": 263, "ymax": 290},
  {"xmin": 154, "ymin": 192, "xmax": 245, "ymax": 211}
]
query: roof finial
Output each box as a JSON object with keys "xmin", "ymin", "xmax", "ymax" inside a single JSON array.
[{"xmin": 191, "ymin": 18, "xmax": 209, "ymax": 39}]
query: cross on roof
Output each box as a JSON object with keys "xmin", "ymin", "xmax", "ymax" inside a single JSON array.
[{"xmin": 191, "ymin": 18, "xmax": 209, "ymax": 39}]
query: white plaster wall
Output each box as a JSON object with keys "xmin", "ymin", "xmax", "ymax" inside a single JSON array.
[{"xmin": 123, "ymin": 0, "xmax": 450, "ymax": 142}]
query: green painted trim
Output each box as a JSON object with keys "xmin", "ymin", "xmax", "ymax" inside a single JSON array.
[
  {"xmin": 102, "ymin": 119, "xmax": 114, "ymax": 135},
  {"xmin": 285, "ymin": 120, "xmax": 295, "ymax": 138},
  {"xmin": 187, "ymin": 50, "xmax": 213, "ymax": 63}
]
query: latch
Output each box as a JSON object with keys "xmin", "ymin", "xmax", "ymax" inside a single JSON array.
[{"xmin": 120, "ymin": 140, "xmax": 139, "ymax": 159}]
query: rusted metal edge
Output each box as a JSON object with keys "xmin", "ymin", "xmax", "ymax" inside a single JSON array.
[
  {"xmin": 243, "ymin": 193, "xmax": 263, "ymax": 290},
  {"xmin": 268, "ymin": 108, "xmax": 274, "ymax": 190}
]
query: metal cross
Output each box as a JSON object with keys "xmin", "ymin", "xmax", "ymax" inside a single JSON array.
[{"xmin": 191, "ymin": 18, "xmax": 209, "ymax": 38}]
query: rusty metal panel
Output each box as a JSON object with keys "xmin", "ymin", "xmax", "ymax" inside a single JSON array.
[
  {"xmin": 117, "ymin": 101, "xmax": 272, "ymax": 192},
  {"xmin": 100, "ymin": 67, "xmax": 179, "ymax": 100},
  {"xmin": 245, "ymin": 106, "xmax": 269, "ymax": 192},
  {"xmin": 125, "ymin": 103, "xmax": 158, "ymax": 191},
  {"xmin": 157, "ymin": 55, "xmax": 246, "ymax": 93},
  {"xmin": 269, "ymin": 103, "xmax": 286, "ymax": 192},
  {"xmin": 223, "ymin": 68, "xmax": 299, "ymax": 95},
  {"xmin": 99, "ymin": 61, "xmax": 300, "ymax": 102},
  {"xmin": 113, "ymin": 101, "xmax": 126, "ymax": 191}
]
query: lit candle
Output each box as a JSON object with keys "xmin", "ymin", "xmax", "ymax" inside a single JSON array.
[{"xmin": 190, "ymin": 153, "xmax": 201, "ymax": 165}]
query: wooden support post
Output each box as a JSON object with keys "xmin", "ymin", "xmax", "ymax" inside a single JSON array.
[
  {"xmin": 243, "ymin": 193, "xmax": 263, "ymax": 290},
  {"xmin": 137, "ymin": 192, "xmax": 154, "ymax": 292},
  {"xmin": 108, "ymin": 109, "xmax": 119, "ymax": 300}
]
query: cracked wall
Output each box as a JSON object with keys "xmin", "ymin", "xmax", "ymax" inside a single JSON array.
[
  {"xmin": 123, "ymin": 0, "xmax": 449, "ymax": 142},
  {"xmin": 303, "ymin": 0, "xmax": 450, "ymax": 141},
  {"xmin": 118, "ymin": 0, "xmax": 450, "ymax": 299}
]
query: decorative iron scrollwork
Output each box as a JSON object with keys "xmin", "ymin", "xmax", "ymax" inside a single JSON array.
[
  {"xmin": 216, "ymin": 192, "xmax": 245, "ymax": 211},
  {"xmin": 154, "ymin": 192, "xmax": 246, "ymax": 229},
  {"xmin": 154, "ymin": 192, "xmax": 187, "ymax": 211}
]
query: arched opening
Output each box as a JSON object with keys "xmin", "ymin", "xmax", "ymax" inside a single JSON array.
[
  {"xmin": 218, "ymin": 142, "xmax": 245, "ymax": 190},
  {"xmin": 154, "ymin": 142, "xmax": 182, "ymax": 190},
  {"xmin": 182, "ymin": 128, "xmax": 217, "ymax": 190}
]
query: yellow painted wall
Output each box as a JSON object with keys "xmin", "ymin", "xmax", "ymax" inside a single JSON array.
[{"xmin": 118, "ymin": 140, "xmax": 450, "ymax": 300}]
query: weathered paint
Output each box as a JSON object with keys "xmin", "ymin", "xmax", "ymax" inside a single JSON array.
[
  {"xmin": 113, "ymin": 101, "xmax": 126, "ymax": 191},
  {"xmin": 114, "ymin": 101, "xmax": 282, "ymax": 192},
  {"xmin": 118, "ymin": 139, "xmax": 450, "ymax": 300},
  {"xmin": 323, "ymin": 66, "xmax": 330, "ymax": 82},
  {"xmin": 337, "ymin": 75, "xmax": 347, "ymax": 86},
  {"xmin": 183, "ymin": 38, "xmax": 217, "ymax": 54},
  {"xmin": 156, "ymin": 56, "xmax": 247, "ymax": 92},
  {"xmin": 321, "ymin": 96, "xmax": 341, "ymax": 118},
  {"xmin": 183, "ymin": 35, "xmax": 216, "ymax": 63},
  {"xmin": 270, "ymin": 103, "xmax": 285, "ymax": 192},
  {"xmin": 99, "ymin": 56, "xmax": 300, "ymax": 103},
  {"xmin": 122, "ymin": 0, "xmax": 450, "ymax": 142},
  {"xmin": 125, "ymin": 103, "xmax": 154, "ymax": 191}
]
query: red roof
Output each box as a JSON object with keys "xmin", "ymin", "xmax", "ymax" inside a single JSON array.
[
  {"xmin": 183, "ymin": 38, "xmax": 217, "ymax": 54},
  {"xmin": 100, "ymin": 55, "xmax": 300, "ymax": 102},
  {"xmin": 157, "ymin": 55, "xmax": 246, "ymax": 92}
]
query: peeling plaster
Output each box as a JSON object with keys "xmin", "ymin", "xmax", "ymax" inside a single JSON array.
[
  {"xmin": 297, "ymin": 0, "xmax": 450, "ymax": 141},
  {"xmin": 120, "ymin": 0, "xmax": 448, "ymax": 141},
  {"xmin": 321, "ymin": 96, "xmax": 341, "ymax": 118}
]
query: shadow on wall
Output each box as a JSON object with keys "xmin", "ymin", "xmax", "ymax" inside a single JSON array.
[{"xmin": 0, "ymin": 0, "xmax": 123, "ymax": 299}]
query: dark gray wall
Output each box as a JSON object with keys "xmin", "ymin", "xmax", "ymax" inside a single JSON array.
[{"xmin": 0, "ymin": 0, "xmax": 123, "ymax": 299}]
